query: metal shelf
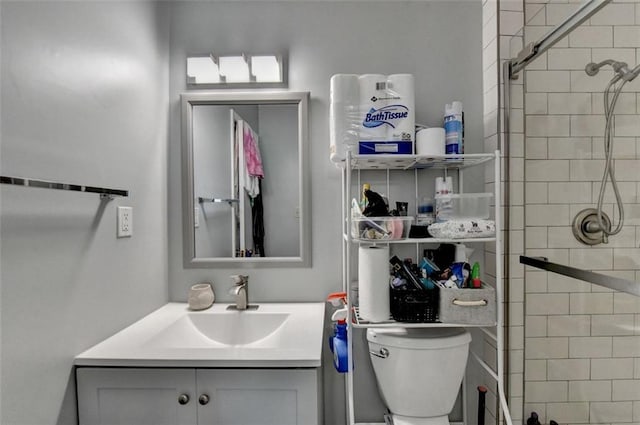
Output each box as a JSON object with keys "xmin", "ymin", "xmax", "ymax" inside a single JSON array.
[
  {"xmin": 350, "ymin": 307, "xmax": 496, "ymax": 329},
  {"xmin": 340, "ymin": 150, "xmax": 510, "ymax": 425},
  {"xmin": 1, "ymin": 175, "xmax": 128, "ymax": 200},
  {"xmin": 339, "ymin": 153, "xmax": 495, "ymax": 171},
  {"xmin": 345, "ymin": 234, "xmax": 496, "ymax": 244}
]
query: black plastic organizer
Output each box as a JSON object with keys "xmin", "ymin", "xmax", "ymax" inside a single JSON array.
[{"xmin": 389, "ymin": 285, "xmax": 439, "ymax": 323}]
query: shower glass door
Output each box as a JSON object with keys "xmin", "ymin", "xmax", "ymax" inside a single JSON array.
[{"xmin": 508, "ymin": 2, "xmax": 640, "ymax": 425}]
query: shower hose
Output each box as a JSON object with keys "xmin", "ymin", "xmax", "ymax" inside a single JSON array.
[{"xmin": 595, "ymin": 75, "xmax": 628, "ymax": 237}]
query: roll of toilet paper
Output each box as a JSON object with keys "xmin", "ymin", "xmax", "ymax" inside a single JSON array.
[
  {"xmin": 358, "ymin": 245, "xmax": 390, "ymax": 322},
  {"xmin": 386, "ymin": 74, "xmax": 415, "ymax": 145},
  {"xmin": 416, "ymin": 127, "xmax": 446, "ymax": 156},
  {"xmin": 358, "ymin": 74, "xmax": 388, "ymax": 142},
  {"xmin": 330, "ymin": 74, "xmax": 359, "ymax": 163}
]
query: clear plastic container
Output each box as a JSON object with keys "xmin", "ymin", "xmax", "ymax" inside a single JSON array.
[
  {"xmin": 435, "ymin": 193, "xmax": 492, "ymax": 221},
  {"xmin": 351, "ymin": 216, "xmax": 414, "ymax": 240}
]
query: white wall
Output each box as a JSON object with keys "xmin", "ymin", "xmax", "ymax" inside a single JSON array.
[
  {"xmin": 0, "ymin": 2, "xmax": 170, "ymax": 424},
  {"xmin": 167, "ymin": 2, "xmax": 483, "ymax": 423}
]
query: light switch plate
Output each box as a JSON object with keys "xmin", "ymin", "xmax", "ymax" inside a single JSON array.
[
  {"xmin": 194, "ymin": 207, "xmax": 200, "ymax": 228},
  {"xmin": 117, "ymin": 206, "xmax": 133, "ymax": 238}
]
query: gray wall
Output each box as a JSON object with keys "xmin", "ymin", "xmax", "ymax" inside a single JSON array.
[
  {"xmin": 167, "ymin": 2, "xmax": 483, "ymax": 423},
  {"xmin": 0, "ymin": 1, "xmax": 483, "ymax": 424},
  {"xmin": 258, "ymin": 104, "xmax": 300, "ymax": 257},
  {"xmin": 0, "ymin": 2, "xmax": 170, "ymax": 424},
  {"xmin": 192, "ymin": 104, "xmax": 246, "ymax": 258}
]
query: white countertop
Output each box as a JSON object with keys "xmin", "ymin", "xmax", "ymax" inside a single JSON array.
[{"xmin": 75, "ymin": 302, "xmax": 326, "ymax": 368}]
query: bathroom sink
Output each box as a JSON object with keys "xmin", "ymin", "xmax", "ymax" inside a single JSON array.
[
  {"xmin": 146, "ymin": 311, "xmax": 290, "ymax": 347},
  {"xmin": 74, "ymin": 302, "xmax": 325, "ymax": 368}
]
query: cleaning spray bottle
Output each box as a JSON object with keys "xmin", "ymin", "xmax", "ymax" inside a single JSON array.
[
  {"xmin": 444, "ymin": 101, "xmax": 464, "ymax": 154},
  {"xmin": 327, "ymin": 292, "xmax": 350, "ymax": 373}
]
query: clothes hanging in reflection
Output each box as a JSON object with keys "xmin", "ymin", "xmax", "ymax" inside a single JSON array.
[
  {"xmin": 239, "ymin": 121, "xmax": 265, "ymax": 257},
  {"xmin": 252, "ymin": 180, "xmax": 265, "ymax": 257},
  {"xmin": 244, "ymin": 125, "xmax": 264, "ymax": 177},
  {"xmin": 242, "ymin": 124, "xmax": 263, "ymax": 198}
]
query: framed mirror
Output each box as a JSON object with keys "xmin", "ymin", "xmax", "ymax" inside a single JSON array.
[{"xmin": 181, "ymin": 91, "xmax": 310, "ymax": 267}]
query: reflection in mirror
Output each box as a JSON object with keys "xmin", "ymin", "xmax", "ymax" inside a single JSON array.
[{"xmin": 181, "ymin": 92, "xmax": 310, "ymax": 267}]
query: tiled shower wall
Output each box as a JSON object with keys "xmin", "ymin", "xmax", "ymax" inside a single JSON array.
[{"xmin": 521, "ymin": 1, "xmax": 640, "ymax": 424}]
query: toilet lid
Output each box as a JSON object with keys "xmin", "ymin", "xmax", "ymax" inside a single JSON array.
[{"xmin": 366, "ymin": 327, "xmax": 471, "ymax": 349}]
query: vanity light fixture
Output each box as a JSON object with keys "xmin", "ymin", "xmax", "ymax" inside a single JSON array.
[
  {"xmin": 186, "ymin": 55, "xmax": 221, "ymax": 84},
  {"xmin": 186, "ymin": 53, "xmax": 285, "ymax": 86},
  {"xmin": 250, "ymin": 55, "xmax": 282, "ymax": 82},
  {"xmin": 218, "ymin": 55, "xmax": 250, "ymax": 83}
]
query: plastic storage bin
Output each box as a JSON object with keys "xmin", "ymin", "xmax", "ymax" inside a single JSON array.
[
  {"xmin": 351, "ymin": 216, "xmax": 414, "ymax": 241},
  {"xmin": 435, "ymin": 193, "xmax": 492, "ymax": 221}
]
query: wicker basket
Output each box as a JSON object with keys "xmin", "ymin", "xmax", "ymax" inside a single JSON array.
[{"xmin": 390, "ymin": 286, "xmax": 439, "ymax": 323}]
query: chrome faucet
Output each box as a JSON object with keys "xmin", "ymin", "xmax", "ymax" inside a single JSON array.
[{"xmin": 230, "ymin": 275, "xmax": 249, "ymax": 310}]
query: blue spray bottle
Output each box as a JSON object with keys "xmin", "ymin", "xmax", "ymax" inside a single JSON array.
[
  {"xmin": 330, "ymin": 308, "xmax": 349, "ymax": 373},
  {"xmin": 327, "ymin": 292, "xmax": 350, "ymax": 373}
]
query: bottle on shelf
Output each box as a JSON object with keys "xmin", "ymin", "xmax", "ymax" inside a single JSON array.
[
  {"xmin": 444, "ymin": 101, "xmax": 464, "ymax": 154},
  {"xmin": 360, "ymin": 183, "xmax": 370, "ymax": 210},
  {"xmin": 434, "ymin": 176, "xmax": 453, "ymax": 222}
]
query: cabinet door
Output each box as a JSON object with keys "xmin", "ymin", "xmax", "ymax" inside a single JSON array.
[
  {"xmin": 196, "ymin": 369, "xmax": 319, "ymax": 425},
  {"xmin": 77, "ymin": 368, "xmax": 197, "ymax": 425}
]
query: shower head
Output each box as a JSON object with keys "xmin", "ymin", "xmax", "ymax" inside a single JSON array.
[
  {"xmin": 585, "ymin": 60, "xmax": 628, "ymax": 76},
  {"xmin": 586, "ymin": 60, "xmax": 640, "ymax": 82}
]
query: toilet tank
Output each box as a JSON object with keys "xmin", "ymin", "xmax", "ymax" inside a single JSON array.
[{"xmin": 366, "ymin": 328, "xmax": 471, "ymax": 418}]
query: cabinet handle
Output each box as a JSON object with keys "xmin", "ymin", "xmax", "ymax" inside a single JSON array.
[
  {"xmin": 178, "ymin": 394, "xmax": 190, "ymax": 405},
  {"xmin": 199, "ymin": 394, "xmax": 210, "ymax": 405}
]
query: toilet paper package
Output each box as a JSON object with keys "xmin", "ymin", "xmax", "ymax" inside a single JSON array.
[
  {"xmin": 358, "ymin": 74, "xmax": 389, "ymax": 145},
  {"xmin": 329, "ymin": 73, "xmax": 415, "ymax": 159},
  {"xmin": 330, "ymin": 74, "xmax": 360, "ymax": 162},
  {"xmin": 386, "ymin": 74, "xmax": 415, "ymax": 145}
]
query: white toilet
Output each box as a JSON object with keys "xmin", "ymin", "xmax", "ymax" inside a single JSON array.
[{"xmin": 366, "ymin": 327, "xmax": 472, "ymax": 425}]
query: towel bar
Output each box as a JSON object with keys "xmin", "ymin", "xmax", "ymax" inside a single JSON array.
[
  {"xmin": 1, "ymin": 175, "xmax": 128, "ymax": 200},
  {"xmin": 520, "ymin": 255, "xmax": 640, "ymax": 297}
]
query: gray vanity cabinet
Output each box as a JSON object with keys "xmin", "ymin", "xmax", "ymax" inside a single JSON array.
[
  {"xmin": 196, "ymin": 369, "xmax": 320, "ymax": 425},
  {"xmin": 76, "ymin": 367, "xmax": 321, "ymax": 425},
  {"xmin": 76, "ymin": 368, "xmax": 197, "ymax": 425}
]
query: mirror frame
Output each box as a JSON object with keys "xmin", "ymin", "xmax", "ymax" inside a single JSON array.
[{"xmin": 181, "ymin": 91, "xmax": 310, "ymax": 268}]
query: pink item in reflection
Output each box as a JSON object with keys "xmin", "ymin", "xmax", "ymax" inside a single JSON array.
[{"xmin": 244, "ymin": 126, "xmax": 264, "ymax": 178}]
